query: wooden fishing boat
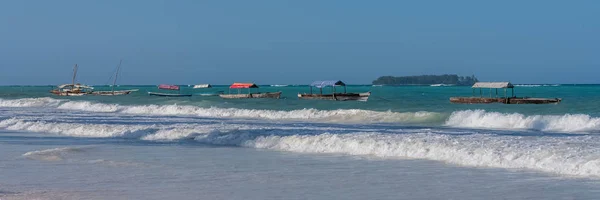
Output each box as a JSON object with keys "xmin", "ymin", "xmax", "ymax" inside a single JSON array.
[
  {"xmin": 93, "ymin": 89, "xmax": 139, "ymax": 96},
  {"xmin": 450, "ymin": 82, "xmax": 562, "ymax": 104},
  {"xmin": 298, "ymin": 80, "xmax": 371, "ymax": 101},
  {"xmin": 50, "ymin": 84, "xmax": 94, "ymax": 96},
  {"xmin": 148, "ymin": 92, "xmax": 192, "ymax": 97},
  {"xmin": 148, "ymin": 84, "xmax": 191, "ymax": 97},
  {"xmin": 219, "ymin": 83, "xmax": 281, "ymax": 99},
  {"xmin": 50, "ymin": 64, "xmax": 94, "ymax": 96},
  {"xmin": 91, "ymin": 59, "xmax": 136, "ymax": 96}
]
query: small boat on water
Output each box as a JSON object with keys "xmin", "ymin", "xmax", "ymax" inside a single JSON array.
[
  {"xmin": 50, "ymin": 64, "xmax": 94, "ymax": 96},
  {"xmin": 148, "ymin": 84, "xmax": 192, "ymax": 97},
  {"xmin": 193, "ymin": 84, "xmax": 212, "ymax": 89},
  {"xmin": 219, "ymin": 83, "xmax": 281, "ymax": 99},
  {"xmin": 91, "ymin": 60, "xmax": 137, "ymax": 96},
  {"xmin": 298, "ymin": 80, "xmax": 371, "ymax": 101},
  {"xmin": 93, "ymin": 89, "xmax": 139, "ymax": 96},
  {"xmin": 450, "ymin": 82, "xmax": 562, "ymax": 104},
  {"xmin": 149, "ymin": 92, "xmax": 192, "ymax": 97},
  {"xmin": 51, "ymin": 84, "xmax": 94, "ymax": 96}
]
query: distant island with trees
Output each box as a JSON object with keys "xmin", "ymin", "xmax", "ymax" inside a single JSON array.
[{"xmin": 372, "ymin": 74, "xmax": 479, "ymax": 86}]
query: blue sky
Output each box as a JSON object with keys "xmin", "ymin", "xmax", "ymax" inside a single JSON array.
[{"xmin": 0, "ymin": 0, "xmax": 598, "ymax": 85}]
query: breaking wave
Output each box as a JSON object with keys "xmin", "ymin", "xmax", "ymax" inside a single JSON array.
[
  {"xmin": 120, "ymin": 105, "xmax": 443, "ymax": 124},
  {"xmin": 0, "ymin": 98, "xmax": 445, "ymax": 124},
  {"xmin": 0, "ymin": 118, "xmax": 157, "ymax": 138},
  {"xmin": 57, "ymin": 101, "xmax": 120, "ymax": 112},
  {"xmin": 5, "ymin": 115, "xmax": 600, "ymax": 177},
  {"xmin": 195, "ymin": 131, "xmax": 600, "ymax": 177},
  {"xmin": 0, "ymin": 97, "xmax": 64, "ymax": 107},
  {"xmin": 445, "ymin": 110, "xmax": 600, "ymax": 133}
]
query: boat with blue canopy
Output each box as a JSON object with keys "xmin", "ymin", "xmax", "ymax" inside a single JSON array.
[{"xmin": 297, "ymin": 80, "xmax": 371, "ymax": 101}]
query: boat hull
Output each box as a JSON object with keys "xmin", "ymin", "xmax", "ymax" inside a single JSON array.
[
  {"xmin": 148, "ymin": 92, "xmax": 192, "ymax": 97},
  {"xmin": 298, "ymin": 92, "xmax": 370, "ymax": 101},
  {"xmin": 450, "ymin": 97, "xmax": 562, "ymax": 104},
  {"xmin": 219, "ymin": 92, "xmax": 281, "ymax": 99},
  {"xmin": 92, "ymin": 90, "xmax": 137, "ymax": 96},
  {"xmin": 50, "ymin": 90, "xmax": 89, "ymax": 96}
]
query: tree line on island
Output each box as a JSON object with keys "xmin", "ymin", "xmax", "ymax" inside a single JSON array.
[{"xmin": 372, "ymin": 74, "xmax": 479, "ymax": 86}]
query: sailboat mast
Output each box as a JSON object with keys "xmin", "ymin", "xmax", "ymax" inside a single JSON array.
[
  {"xmin": 72, "ymin": 64, "xmax": 78, "ymax": 87},
  {"xmin": 112, "ymin": 59, "xmax": 122, "ymax": 94}
]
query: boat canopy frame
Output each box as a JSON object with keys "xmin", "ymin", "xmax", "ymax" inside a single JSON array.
[
  {"xmin": 194, "ymin": 84, "xmax": 212, "ymax": 88},
  {"xmin": 308, "ymin": 80, "xmax": 347, "ymax": 94},
  {"xmin": 471, "ymin": 82, "xmax": 515, "ymax": 98}
]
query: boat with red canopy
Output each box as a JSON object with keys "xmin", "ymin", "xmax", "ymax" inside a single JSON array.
[
  {"xmin": 148, "ymin": 84, "xmax": 192, "ymax": 97},
  {"xmin": 219, "ymin": 83, "xmax": 281, "ymax": 99}
]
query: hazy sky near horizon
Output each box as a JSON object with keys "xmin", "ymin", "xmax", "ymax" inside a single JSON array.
[{"xmin": 0, "ymin": 0, "xmax": 598, "ymax": 85}]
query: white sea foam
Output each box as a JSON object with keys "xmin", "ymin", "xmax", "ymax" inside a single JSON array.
[
  {"xmin": 5, "ymin": 108, "xmax": 600, "ymax": 177},
  {"xmin": 0, "ymin": 118, "xmax": 156, "ymax": 138},
  {"xmin": 23, "ymin": 146, "xmax": 142, "ymax": 167},
  {"xmin": 139, "ymin": 124, "xmax": 230, "ymax": 141},
  {"xmin": 122, "ymin": 105, "xmax": 443, "ymax": 123},
  {"xmin": 0, "ymin": 117, "xmax": 268, "ymax": 140},
  {"xmin": 57, "ymin": 101, "xmax": 120, "ymax": 112},
  {"xmin": 23, "ymin": 146, "xmax": 89, "ymax": 161},
  {"xmin": 195, "ymin": 131, "xmax": 600, "ymax": 177},
  {"xmin": 445, "ymin": 110, "xmax": 600, "ymax": 132},
  {"xmin": 1, "ymin": 97, "xmax": 444, "ymax": 124},
  {"xmin": 0, "ymin": 97, "xmax": 64, "ymax": 107},
  {"xmin": 4, "ymin": 98, "xmax": 600, "ymax": 134}
]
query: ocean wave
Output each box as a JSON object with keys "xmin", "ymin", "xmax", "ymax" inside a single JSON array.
[
  {"xmin": 22, "ymin": 146, "xmax": 144, "ymax": 167},
  {"xmin": 6, "ymin": 114, "xmax": 600, "ymax": 177},
  {"xmin": 23, "ymin": 146, "xmax": 90, "ymax": 161},
  {"xmin": 5, "ymin": 98, "xmax": 600, "ymax": 134},
  {"xmin": 0, "ymin": 98, "xmax": 445, "ymax": 124},
  {"xmin": 0, "ymin": 117, "xmax": 157, "ymax": 138},
  {"xmin": 57, "ymin": 101, "xmax": 120, "ymax": 112},
  {"xmin": 121, "ymin": 105, "xmax": 444, "ymax": 124},
  {"xmin": 0, "ymin": 97, "xmax": 64, "ymax": 107},
  {"xmin": 194, "ymin": 131, "xmax": 600, "ymax": 177},
  {"xmin": 445, "ymin": 110, "xmax": 600, "ymax": 132},
  {"xmin": 0, "ymin": 117, "xmax": 358, "ymax": 140}
]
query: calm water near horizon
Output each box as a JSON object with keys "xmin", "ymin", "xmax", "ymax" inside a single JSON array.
[{"xmin": 2, "ymin": 84, "xmax": 600, "ymax": 199}]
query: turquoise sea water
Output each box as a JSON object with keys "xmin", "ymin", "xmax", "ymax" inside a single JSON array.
[
  {"xmin": 3, "ymin": 84, "xmax": 600, "ymax": 199},
  {"xmin": 2, "ymin": 84, "xmax": 599, "ymax": 114}
]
